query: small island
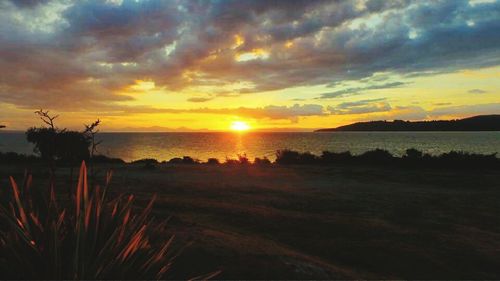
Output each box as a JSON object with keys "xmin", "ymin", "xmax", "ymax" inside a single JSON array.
[{"xmin": 316, "ymin": 115, "xmax": 500, "ymax": 132}]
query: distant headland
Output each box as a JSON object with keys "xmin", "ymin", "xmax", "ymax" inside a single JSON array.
[{"xmin": 316, "ymin": 115, "xmax": 500, "ymax": 132}]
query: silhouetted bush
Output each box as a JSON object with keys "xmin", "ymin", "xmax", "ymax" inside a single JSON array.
[
  {"xmin": 206, "ymin": 158, "xmax": 220, "ymax": 165},
  {"xmin": 275, "ymin": 149, "xmax": 318, "ymax": 165},
  {"xmin": 254, "ymin": 157, "xmax": 271, "ymax": 165},
  {"xmin": 168, "ymin": 156, "xmax": 199, "ymax": 164},
  {"xmin": 404, "ymin": 148, "xmax": 424, "ymax": 159},
  {"xmin": 358, "ymin": 149, "xmax": 394, "ymax": 163},
  {"xmin": 25, "ymin": 110, "xmax": 99, "ymax": 166},
  {"xmin": 224, "ymin": 158, "xmax": 240, "ymax": 165},
  {"xmin": 168, "ymin": 157, "xmax": 183, "ymax": 164},
  {"xmin": 15, "ymin": 127, "xmax": 91, "ymax": 166},
  {"xmin": 437, "ymin": 151, "xmax": 498, "ymax": 168},
  {"xmin": 25, "ymin": 127, "xmax": 58, "ymax": 161},
  {"xmin": 237, "ymin": 154, "xmax": 249, "ymax": 165},
  {"xmin": 182, "ymin": 156, "xmax": 199, "ymax": 164},
  {"xmin": 131, "ymin": 158, "xmax": 159, "ymax": 165},
  {"xmin": 55, "ymin": 131, "xmax": 90, "ymax": 165},
  {"xmin": 320, "ymin": 151, "xmax": 353, "ymax": 164}
]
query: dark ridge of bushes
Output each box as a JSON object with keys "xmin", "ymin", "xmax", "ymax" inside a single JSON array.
[
  {"xmin": 275, "ymin": 148, "xmax": 500, "ymax": 169},
  {"xmin": 2, "ymin": 149, "xmax": 499, "ymax": 169},
  {"xmin": 0, "ymin": 152, "xmax": 41, "ymax": 163}
]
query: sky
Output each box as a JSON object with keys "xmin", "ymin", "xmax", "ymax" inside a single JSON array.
[{"xmin": 0, "ymin": 0, "xmax": 499, "ymax": 132}]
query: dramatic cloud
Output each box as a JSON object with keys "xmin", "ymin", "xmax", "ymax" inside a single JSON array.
[{"xmin": 1, "ymin": 0, "xmax": 499, "ymax": 126}]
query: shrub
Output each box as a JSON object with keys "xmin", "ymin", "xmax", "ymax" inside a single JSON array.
[
  {"xmin": 168, "ymin": 156, "xmax": 199, "ymax": 164},
  {"xmin": 131, "ymin": 158, "xmax": 159, "ymax": 165},
  {"xmin": 182, "ymin": 156, "xmax": 199, "ymax": 164},
  {"xmin": 0, "ymin": 162, "xmax": 220, "ymax": 279},
  {"xmin": 254, "ymin": 157, "xmax": 271, "ymax": 165},
  {"xmin": 275, "ymin": 149, "xmax": 317, "ymax": 165},
  {"xmin": 206, "ymin": 158, "xmax": 220, "ymax": 165},
  {"xmin": 55, "ymin": 130, "xmax": 90, "ymax": 165},
  {"xmin": 26, "ymin": 127, "xmax": 58, "ymax": 161},
  {"xmin": 224, "ymin": 158, "xmax": 240, "ymax": 165},
  {"xmin": 320, "ymin": 151, "xmax": 352, "ymax": 164},
  {"xmin": 404, "ymin": 148, "xmax": 423, "ymax": 159},
  {"xmin": 237, "ymin": 154, "xmax": 249, "ymax": 165},
  {"xmin": 358, "ymin": 149, "xmax": 394, "ymax": 163}
]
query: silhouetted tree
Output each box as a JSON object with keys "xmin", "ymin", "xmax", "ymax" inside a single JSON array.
[
  {"xmin": 26, "ymin": 110, "xmax": 95, "ymax": 164},
  {"xmin": 83, "ymin": 119, "xmax": 102, "ymax": 179},
  {"xmin": 34, "ymin": 109, "xmax": 58, "ymax": 129},
  {"xmin": 26, "ymin": 110, "xmax": 98, "ymax": 194},
  {"xmin": 83, "ymin": 119, "xmax": 102, "ymax": 159}
]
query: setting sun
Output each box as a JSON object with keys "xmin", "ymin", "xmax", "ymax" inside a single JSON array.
[{"xmin": 230, "ymin": 121, "xmax": 250, "ymax": 132}]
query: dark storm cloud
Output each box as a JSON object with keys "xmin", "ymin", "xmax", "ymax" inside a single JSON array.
[{"xmin": 1, "ymin": 0, "xmax": 500, "ymax": 113}]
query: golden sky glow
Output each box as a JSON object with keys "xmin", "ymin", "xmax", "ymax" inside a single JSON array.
[{"xmin": 0, "ymin": 0, "xmax": 499, "ymax": 131}]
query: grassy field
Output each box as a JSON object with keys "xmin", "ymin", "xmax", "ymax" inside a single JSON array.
[{"xmin": 2, "ymin": 162, "xmax": 500, "ymax": 279}]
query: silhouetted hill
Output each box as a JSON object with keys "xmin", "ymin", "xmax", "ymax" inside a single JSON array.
[{"xmin": 315, "ymin": 115, "xmax": 500, "ymax": 132}]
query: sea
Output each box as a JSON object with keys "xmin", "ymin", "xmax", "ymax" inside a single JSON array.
[{"xmin": 1, "ymin": 132, "xmax": 499, "ymax": 162}]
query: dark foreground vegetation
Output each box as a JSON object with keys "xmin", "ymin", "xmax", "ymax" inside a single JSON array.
[
  {"xmin": 1, "ymin": 160, "xmax": 500, "ymax": 279},
  {"xmin": 316, "ymin": 114, "xmax": 500, "ymax": 131}
]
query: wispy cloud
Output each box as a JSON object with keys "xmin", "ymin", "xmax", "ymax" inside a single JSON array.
[
  {"xmin": 187, "ymin": 97, "xmax": 214, "ymax": 103},
  {"xmin": 319, "ymin": 82, "xmax": 409, "ymax": 99},
  {"xmin": 327, "ymin": 98, "xmax": 392, "ymax": 115},
  {"xmin": 468, "ymin": 88, "xmax": 487, "ymax": 94}
]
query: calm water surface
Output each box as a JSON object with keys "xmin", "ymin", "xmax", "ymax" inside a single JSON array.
[{"xmin": 1, "ymin": 132, "xmax": 499, "ymax": 162}]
